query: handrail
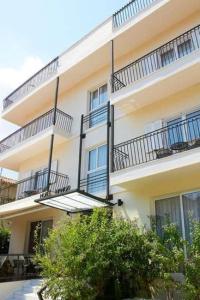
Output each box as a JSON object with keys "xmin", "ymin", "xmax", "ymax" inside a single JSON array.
[
  {"xmin": 113, "ymin": 0, "xmax": 156, "ymax": 28},
  {"xmin": 112, "ymin": 25, "xmax": 200, "ymax": 92},
  {"xmin": 0, "ymin": 170, "xmax": 70, "ymax": 202},
  {"xmin": 113, "ymin": 111, "xmax": 200, "ymax": 171},
  {"xmin": 0, "ymin": 108, "xmax": 73, "ymax": 155},
  {"xmin": 3, "ymin": 57, "xmax": 59, "ymax": 110}
]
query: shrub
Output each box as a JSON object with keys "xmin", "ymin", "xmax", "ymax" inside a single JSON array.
[
  {"xmin": 183, "ymin": 222, "xmax": 200, "ymax": 300},
  {"xmin": 0, "ymin": 223, "xmax": 10, "ymax": 254},
  {"xmin": 36, "ymin": 209, "xmax": 185, "ymax": 300}
]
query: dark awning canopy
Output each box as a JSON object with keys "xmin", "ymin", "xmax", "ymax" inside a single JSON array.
[{"xmin": 35, "ymin": 189, "xmax": 112, "ymax": 213}]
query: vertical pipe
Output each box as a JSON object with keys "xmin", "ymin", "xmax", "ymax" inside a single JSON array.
[
  {"xmin": 106, "ymin": 102, "xmax": 111, "ymax": 199},
  {"xmin": 47, "ymin": 77, "xmax": 59, "ymax": 192},
  {"xmin": 53, "ymin": 77, "xmax": 60, "ymax": 125},
  {"xmin": 111, "ymin": 105, "xmax": 115, "ymax": 173},
  {"xmin": 111, "ymin": 40, "xmax": 115, "ymax": 93},
  {"xmin": 77, "ymin": 115, "xmax": 84, "ymax": 190}
]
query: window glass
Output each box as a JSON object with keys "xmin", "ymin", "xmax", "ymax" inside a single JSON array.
[
  {"xmin": 88, "ymin": 149, "xmax": 97, "ymax": 171},
  {"xmin": 155, "ymin": 196, "xmax": 182, "ymax": 237},
  {"xmin": 88, "ymin": 145, "xmax": 107, "ymax": 194},
  {"xmin": 178, "ymin": 39, "xmax": 193, "ymax": 58},
  {"xmin": 182, "ymin": 191, "xmax": 200, "ymax": 242},
  {"xmin": 89, "ymin": 84, "xmax": 108, "ymax": 128},
  {"xmin": 186, "ymin": 110, "xmax": 200, "ymax": 141},
  {"xmin": 98, "ymin": 145, "xmax": 107, "ymax": 168},
  {"xmin": 99, "ymin": 84, "xmax": 108, "ymax": 105},
  {"xmin": 90, "ymin": 89, "xmax": 99, "ymax": 111},
  {"xmin": 167, "ymin": 117, "xmax": 183, "ymax": 145},
  {"xmin": 160, "ymin": 48, "xmax": 175, "ymax": 67}
]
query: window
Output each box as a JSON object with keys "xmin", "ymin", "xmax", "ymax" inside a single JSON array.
[
  {"xmin": 167, "ymin": 117, "xmax": 184, "ymax": 146},
  {"xmin": 159, "ymin": 36, "xmax": 193, "ymax": 68},
  {"xmin": 87, "ymin": 145, "xmax": 107, "ymax": 194},
  {"xmin": 28, "ymin": 220, "xmax": 53, "ymax": 254},
  {"xmin": 186, "ymin": 110, "xmax": 200, "ymax": 141},
  {"xmin": 89, "ymin": 84, "xmax": 108, "ymax": 127},
  {"xmin": 160, "ymin": 48, "xmax": 175, "ymax": 67},
  {"xmin": 155, "ymin": 191, "xmax": 200, "ymax": 242},
  {"xmin": 177, "ymin": 39, "xmax": 193, "ymax": 58}
]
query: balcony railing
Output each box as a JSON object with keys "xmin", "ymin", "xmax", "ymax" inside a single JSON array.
[
  {"xmin": 0, "ymin": 170, "xmax": 70, "ymax": 203},
  {"xmin": 0, "ymin": 109, "xmax": 73, "ymax": 155},
  {"xmin": 3, "ymin": 57, "xmax": 59, "ymax": 110},
  {"xmin": 113, "ymin": 112, "xmax": 200, "ymax": 172},
  {"xmin": 0, "ymin": 254, "xmax": 40, "ymax": 282},
  {"xmin": 113, "ymin": 0, "xmax": 156, "ymax": 29},
  {"xmin": 112, "ymin": 25, "xmax": 200, "ymax": 92}
]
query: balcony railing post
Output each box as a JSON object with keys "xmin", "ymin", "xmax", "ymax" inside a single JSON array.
[{"xmin": 111, "ymin": 40, "xmax": 115, "ymax": 93}]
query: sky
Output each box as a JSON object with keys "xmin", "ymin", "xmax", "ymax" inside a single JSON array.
[{"xmin": 0, "ymin": 0, "xmax": 127, "ymax": 178}]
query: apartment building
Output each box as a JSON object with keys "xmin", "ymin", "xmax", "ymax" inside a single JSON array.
[{"xmin": 0, "ymin": 0, "xmax": 200, "ymax": 281}]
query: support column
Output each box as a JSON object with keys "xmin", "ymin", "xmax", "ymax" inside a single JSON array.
[
  {"xmin": 111, "ymin": 40, "xmax": 115, "ymax": 93},
  {"xmin": 47, "ymin": 77, "xmax": 60, "ymax": 191},
  {"xmin": 77, "ymin": 114, "xmax": 85, "ymax": 190},
  {"xmin": 106, "ymin": 102, "xmax": 111, "ymax": 200},
  {"xmin": 111, "ymin": 105, "xmax": 115, "ymax": 173}
]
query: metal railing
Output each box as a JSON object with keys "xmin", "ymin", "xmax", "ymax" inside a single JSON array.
[
  {"xmin": 0, "ymin": 109, "xmax": 73, "ymax": 155},
  {"xmin": 0, "ymin": 254, "xmax": 40, "ymax": 282},
  {"xmin": 113, "ymin": 112, "xmax": 200, "ymax": 171},
  {"xmin": 112, "ymin": 25, "xmax": 200, "ymax": 92},
  {"xmin": 113, "ymin": 0, "xmax": 156, "ymax": 28},
  {"xmin": 80, "ymin": 171, "xmax": 107, "ymax": 195},
  {"xmin": 83, "ymin": 104, "xmax": 108, "ymax": 130},
  {"xmin": 0, "ymin": 170, "xmax": 70, "ymax": 202},
  {"xmin": 3, "ymin": 57, "xmax": 59, "ymax": 110}
]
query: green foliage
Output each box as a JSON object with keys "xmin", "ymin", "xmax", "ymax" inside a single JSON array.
[
  {"xmin": 183, "ymin": 222, "xmax": 200, "ymax": 300},
  {"xmin": 35, "ymin": 209, "xmax": 186, "ymax": 300},
  {"xmin": 0, "ymin": 223, "xmax": 10, "ymax": 254}
]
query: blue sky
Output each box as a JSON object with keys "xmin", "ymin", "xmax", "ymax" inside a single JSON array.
[{"xmin": 0, "ymin": 0, "xmax": 127, "ymax": 178}]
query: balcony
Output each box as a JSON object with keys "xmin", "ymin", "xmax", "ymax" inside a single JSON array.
[
  {"xmin": 0, "ymin": 254, "xmax": 40, "ymax": 282},
  {"xmin": 0, "ymin": 109, "xmax": 73, "ymax": 170},
  {"xmin": 113, "ymin": 0, "xmax": 156, "ymax": 29},
  {"xmin": 0, "ymin": 170, "xmax": 70, "ymax": 219},
  {"xmin": 111, "ymin": 112, "xmax": 200, "ymax": 185},
  {"xmin": 111, "ymin": 25, "xmax": 200, "ymax": 110},
  {"xmin": 3, "ymin": 57, "xmax": 59, "ymax": 112}
]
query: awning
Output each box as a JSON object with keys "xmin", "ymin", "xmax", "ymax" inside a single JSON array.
[{"xmin": 35, "ymin": 189, "xmax": 112, "ymax": 213}]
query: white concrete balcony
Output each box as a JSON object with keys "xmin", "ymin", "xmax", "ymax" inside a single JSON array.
[
  {"xmin": 0, "ymin": 109, "xmax": 73, "ymax": 170},
  {"xmin": 111, "ymin": 113, "xmax": 200, "ymax": 186},
  {"xmin": 111, "ymin": 25, "xmax": 200, "ymax": 112}
]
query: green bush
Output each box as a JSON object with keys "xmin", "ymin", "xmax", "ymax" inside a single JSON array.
[
  {"xmin": 0, "ymin": 224, "xmax": 10, "ymax": 254},
  {"xmin": 183, "ymin": 222, "xmax": 200, "ymax": 300},
  {"xmin": 36, "ymin": 209, "xmax": 185, "ymax": 300}
]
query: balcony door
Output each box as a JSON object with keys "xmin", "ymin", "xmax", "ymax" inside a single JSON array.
[
  {"xmin": 87, "ymin": 144, "xmax": 107, "ymax": 194},
  {"xmin": 89, "ymin": 84, "xmax": 108, "ymax": 128},
  {"xmin": 28, "ymin": 219, "xmax": 53, "ymax": 254},
  {"xmin": 155, "ymin": 191, "xmax": 200, "ymax": 242}
]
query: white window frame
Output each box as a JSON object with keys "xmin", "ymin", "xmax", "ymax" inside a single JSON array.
[
  {"xmin": 154, "ymin": 188, "xmax": 200, "ymax": 241},
  {"xmin": 157, "ymin": 32, "xmax": 196, "ymax": 68},
  {"xmin": 89, "ymin": 83, "xmax": 108, "ymax": 128},
  {"xmin": 87, "ymin": 144, "xmax": 107, "ymax": 194}
]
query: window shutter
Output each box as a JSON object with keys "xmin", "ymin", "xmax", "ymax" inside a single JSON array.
[
  {"xmin": 50, "ymin": 160, "xmax": 58, "ymax": 184},
  {"xmin": 17, "ymin": 170, "xmax": 33, "ymax": 199}
]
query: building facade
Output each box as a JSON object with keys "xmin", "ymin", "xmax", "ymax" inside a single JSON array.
[{"xmin": 0, "ymin": 0, "xmax": 200, "ymax": 280}]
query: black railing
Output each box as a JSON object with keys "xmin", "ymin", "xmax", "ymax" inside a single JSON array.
[
  {"xmin": 0, "ymin": 170, "xmax": 70, "ymax": 202},
  {"xmin": 113, "ymin": 112, "xmax": 200, "ymax": 171},
  {"xmin": 0, "ymin": 254, "xmax": 40, "ymax": 282},
  {"xmin": 83, "ymin": 104, "xmax": 108, "ymax": 130},
  {"xmin": 113, "ymin": 0, "xmax": 156, "ymax": 28},
  {"xmin": 80, "ymin": 171, "xmax": 107, "ymax": 195},
  {"xmin": 112, "ymin": 25, "xmax": 200, "ymax": 92},
  {"xmin": 3, "ymin": 57, "xmax": 59, "ymax": 110},
  {"xmin": 0, "ymin": 109, "xmax": 73, "ymax": 155}
]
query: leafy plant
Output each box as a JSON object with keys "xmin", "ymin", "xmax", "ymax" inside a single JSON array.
[
  {"xmin": 35, "ymin": 209, "xmax": 186, "ymax": 300},
  {"xmin": 0, "ymin": 222, "xmax": 10, "ymax": 254}
]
